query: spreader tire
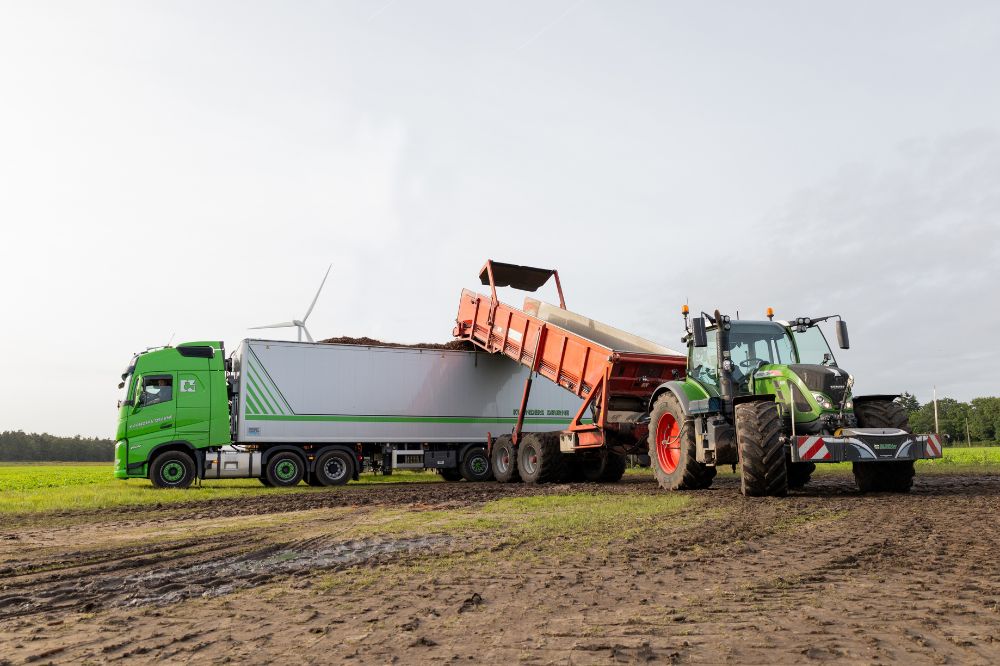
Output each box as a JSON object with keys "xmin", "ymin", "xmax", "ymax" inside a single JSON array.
[
  {"xmin": 648, "ymin": 393, "xmax": 714, "ymax": 491},
  {"xmin": 314, "ymin": 449, "xmax": 353, "ymax": 486},
  {"xmin": 853, "ymin": 399, "xmax": 915, "ymax": 493},
  {"xmin": 491, "ymin": 436, "xmax": 520, "ymax": 483},
  {"xmin": 736, "ymin": 401, "xmax": 787, "ymax": 497},
  {"xmin": 787, "ymin": 461, "xmax": 816, "ymax": 489},
  {"xmin": 460, "ymin": 447, "xmax": 493, "ymax": 482},
  {"xmin": 265, "ymin": 451, "xmax": 305, "ymax": 487},
  {"xmin": 599, "ymin": 452, "xmax": 627, "ymax": 482},
  {"xmin": 150, "ymin": 450, "xmax": 195, "ymax": 489},
  {"xmin": 517, "ymin": 433, "xmax": 563, "ymax": 484}
]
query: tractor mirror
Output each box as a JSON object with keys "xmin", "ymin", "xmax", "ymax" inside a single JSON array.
[
  {"xmin": 836, "ymin": 320, "xmax": 850, "ymax": 349},
  {"xmin": 691, "ymin": 317, "xmax": 708, "ymax": 348}
]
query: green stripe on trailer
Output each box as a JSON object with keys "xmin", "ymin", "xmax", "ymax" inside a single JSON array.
[
  {"xmin": 246, "ymin": 350, "xmax": 294, "ymax": 414},
  {"xmin": 247, "ymin": 372, "xmax": 278, "ymax": 415},
  {"xmin": 245, "ymin": 414, "xmax": 593, "ymax": 425},
  {"xmin": 246, "ymin": 363, "xmax": 286, "ymax": 415}
]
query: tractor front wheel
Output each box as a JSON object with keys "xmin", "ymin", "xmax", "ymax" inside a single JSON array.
[
  {"xmin": 853, "ymin": 399, "xmax": 915, "ymax": 493},
  {"xmin": 736, "ymin": 401, "xmax": 787, "ymax": 497},
  {"xmin": 647, "ymin": 393, "xmax": 714, "ymax": 491},
  {"xmin": 787, "ymin": 461, "xmax": 815, "ymax": 489}
]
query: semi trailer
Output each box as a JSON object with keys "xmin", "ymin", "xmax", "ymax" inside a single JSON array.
[
  {"xmin": 454, "ymin": 260, "xmax": 943, "ymax": 495},
  {"xmin": 114, "ymin": 339, "xmax": 583, "ymax": 489}
]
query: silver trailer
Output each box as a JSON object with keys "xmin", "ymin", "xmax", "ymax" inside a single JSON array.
[{"xmin": 221, "ymin": 339, "xmax": 583, "ymax": 484}]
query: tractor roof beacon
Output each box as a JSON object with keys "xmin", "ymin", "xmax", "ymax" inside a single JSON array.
[{"xmin": 646, "ymin": 308, "xmax": 943, "ymax": 497}]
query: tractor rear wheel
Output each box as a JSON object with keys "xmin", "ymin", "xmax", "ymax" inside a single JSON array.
[
  {"xmin": 491, "ymin": 436, "xmax": 520, "ymax": 483},
  {"xmin": 736, "ymin": 401, "xmax": 787, "ymax": 497},
  {"xmin": 517, "ymin": 433, "xmax": 563, "ymax": 484},
  {"xmin": 648, "ymin": 393, "xmax": 714, "ymax": 491},
  {"xmin": 787, "ymin": 461, "xmax": 815, "ymax": 489},
  {"xmin": 853, "ymin": 399, "xmax": 915, "ymax": 493}
]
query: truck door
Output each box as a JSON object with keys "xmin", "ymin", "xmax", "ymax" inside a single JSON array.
[
  {"xmin": 127, "ymin": 374, "xmax": 178, "ymax": 455},
  {"xmin": 176, "ymin": 370, "xmax": 211, "ymax": 442}
]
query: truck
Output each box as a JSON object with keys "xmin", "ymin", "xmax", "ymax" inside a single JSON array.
[
  {"xmin": 114, "ymin": 339, "xmax": 583, "ymax": 489},
  {"xmin": 454, "ymin": 260, "xmax": 943, "ymax": 495}
]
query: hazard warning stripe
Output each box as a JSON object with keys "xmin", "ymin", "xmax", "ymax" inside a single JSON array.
[
  {"xmin": 797, "ymin": 436, "xmax": 832, "ymax": 461},
  {"xmin": 924, "ymin": 434, "xmax": 942, "ymax": 458}
]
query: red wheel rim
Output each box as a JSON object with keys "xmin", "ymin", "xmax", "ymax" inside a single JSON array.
[{"xmin": 656, "ymin": 411, "xmax": 681, "ymax": 474}]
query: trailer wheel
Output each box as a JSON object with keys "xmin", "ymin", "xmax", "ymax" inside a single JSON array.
[
  {"xmin": 517, "ymin": 433, "xmax": 563, "ymax": 484},
  {"xmin": 736, "ymin": 401, "xmax": 787, "ymax": 497},
  {"xmin": 787, "ymin": 461, "xmax": 815, "ymax": 489},
  {"xmin": 581, "ymin": 452, "xmax": 627, "ymax": 483},
  {"xmin": 265, "ymin": 451, "xmax": 305, "ymax": 487},
  {"xmin": 491, "ymin": 436, "xmax": 520, "ymax": 483},
  {"xmin": 648, "ymin": 394, "xmax": 714, "ymax": 491},
  {"xmin": 460, "ymin": 447, "xmax": 493, "ymax": 482},
  {"xmin": 853, "ymin": 400, "xmax": 915, "ymax": 493},
  {"xmin": 314, "ymin": 450, "xmax": 353, "ymax": 486},
  {"xmin": 150, "ymin": 450, "xmax": 195, "ymax": 489}
]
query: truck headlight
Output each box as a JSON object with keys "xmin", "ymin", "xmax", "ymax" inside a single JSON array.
[{"xmin": 812, "ymin": 392, "xmax": 834, "ymax": 410}]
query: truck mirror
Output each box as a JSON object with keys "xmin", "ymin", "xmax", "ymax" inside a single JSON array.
[
  {"xmin": 836, "ymin": 320, "xmax": 850, "ymax": 349},
  {"xmin": 691, "ymin": 317, "xmax": 708, "ymax": 348}
]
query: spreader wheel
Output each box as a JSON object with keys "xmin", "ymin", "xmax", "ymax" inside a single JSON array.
[
  {"xmin": 517, "ymin": 433, "xmax": 563, "ymax": 484},
  {"xmin": 491, "ymin": 436, "xmax": 520, "ymax": 483},
  {"xmin": 647, "ymin": 393, "xmax": 714, "ymax": 491},
  {"xmin": 736, "ymin": 401, "xmax": 787, "ymax": 497}
]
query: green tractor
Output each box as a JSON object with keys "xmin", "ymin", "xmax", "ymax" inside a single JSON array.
[{"xmin": 647, "ymin": 308, "xmax": 942, "ymax": 497}]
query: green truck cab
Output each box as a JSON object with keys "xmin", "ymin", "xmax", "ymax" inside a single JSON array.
[{"xmin": 115, "ymin": 342, "xmax": 230, "ymax": 483}]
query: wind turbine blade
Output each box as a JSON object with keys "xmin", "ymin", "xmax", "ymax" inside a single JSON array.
[
  {"xmin": 297, "ymin": 327, "xmax": 302, "ymax": 342},
  {"xmin": 302, "ymin": 264, "xmax": 332, "ymax": 322},
  {"xmin": 303, "ymin": 326, "xmax": 314, "ymax": 343},
  {"xmin": 249, "ymin": 322, "xmax": 296, "ymax": 329}
]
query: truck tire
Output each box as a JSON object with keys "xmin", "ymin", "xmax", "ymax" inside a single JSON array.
[
  {"xmin": 853, "ymin": 400, "xmax": 915, "ymax": 493},
  {"xmin": 314, "ymin": 450, "xmax": 353, "ymax": 486},
  {"xmin": 581, "ymin": 452, "xmax": 628, "ymax": 482},
  {"xmin": 305, "ymin": 472, "xmax": 324, "ymax": 487},
  {"xmin": 265, "ymin": 451, "xmax": 305, "ymax": 487},
  {"xmin": 491, "ymin": 436, "xmax": 520, "ymax": 483},
  {"xmin": 150, "ymin": 450, "xmax": 195, "ymax": 489},
  {"xmin": 787, "ymin": 461, "xmax": 815, "ymax": 489},
  {"xmin": 648, "ymin": 393, "xmax": 714, "ymax": 491},
  {"xmin": 460, "ymin": 447, "xmax": 493, "ymax": 482},
  {"xmin": 517, "ymin": 433, "xmax": 563, "ymax": 484},
  {"xmin": 736, "ymin": 401, "xmax": 787, "ymax": 497},
  {"xmin": 439, "ymin": 468, "xmax": 464, "ymax": 482}
]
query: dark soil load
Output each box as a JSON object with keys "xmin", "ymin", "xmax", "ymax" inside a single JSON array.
[{"xmin": 319, "ymin": 336, "xmax": 476, "ymax": 352}]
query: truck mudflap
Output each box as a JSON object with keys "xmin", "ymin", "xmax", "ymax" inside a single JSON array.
[{"xmin": 791, "ymin": 429, "xmax": 943, "ymax": 463}]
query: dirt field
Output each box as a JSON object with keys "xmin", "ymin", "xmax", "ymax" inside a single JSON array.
[{"xmin": 2, "ymin": 470, "xmax": 999, "ymax": 665}]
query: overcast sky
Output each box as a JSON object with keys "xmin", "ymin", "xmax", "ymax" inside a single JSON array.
[{"xmin": 2, "ymin": 1, "xmax": 998, "ymax": 437}]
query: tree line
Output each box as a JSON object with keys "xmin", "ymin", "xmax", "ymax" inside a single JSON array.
[
  {"xmin": 0, "ymin": 431, "xmax": 115, "ymax": 462},
  {"xmin": 898, "ymin": 393, "xmax": 1000, "ymax": 445}
]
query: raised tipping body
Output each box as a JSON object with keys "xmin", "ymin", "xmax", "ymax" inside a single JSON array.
[{"xmin": 453, "ymin": 260, "xmax": 685, "ymax": 452}]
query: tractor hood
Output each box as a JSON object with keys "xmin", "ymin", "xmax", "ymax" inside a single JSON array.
[{"xmin": 788, "ymin": 364, "xmax": 850, "ymax": 405}]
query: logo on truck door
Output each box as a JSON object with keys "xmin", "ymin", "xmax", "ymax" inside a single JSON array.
[{"xmin": 181, "ymin": 379, "xmax": 196, "ymax": 393}]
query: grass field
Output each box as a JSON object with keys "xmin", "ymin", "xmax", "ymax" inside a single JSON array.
[{"xmin": 1, "ymin": 446, "xmax": 997, "ymax": 515}]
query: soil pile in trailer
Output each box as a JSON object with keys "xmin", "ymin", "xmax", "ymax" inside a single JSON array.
[{"xmin": 320, "ymin": 336, "xmax": 476, "ymax": 352}]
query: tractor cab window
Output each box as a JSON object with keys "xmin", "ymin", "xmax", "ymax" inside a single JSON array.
[
  {"xmin": 689, "ymin": 329, "xmax": 719, "ymax": 395},
  {"xmin": 793, "ymin": 326, "xmax": 837, "ymax": 366},
  {"xmin": 727, "ymin": 322, "xmax": 795, "ymax": 391},
  {"xmin": 140, "ymin": 376, "xmax": 173, "ymax": 406}
]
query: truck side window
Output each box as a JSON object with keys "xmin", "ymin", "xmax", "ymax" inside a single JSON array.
[{"xmin": 142, "ymin": 376, "xmax": 173, "ymax": 406}]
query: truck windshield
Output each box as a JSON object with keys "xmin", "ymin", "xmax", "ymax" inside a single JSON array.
[{"xmin": 792, "ymin": 326, "xmax": 837, "ymax": 366}]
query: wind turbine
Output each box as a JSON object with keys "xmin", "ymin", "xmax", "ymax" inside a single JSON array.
[{"xmin": 250, "ymin": 264, "xmax": 332, "ymax": 343}]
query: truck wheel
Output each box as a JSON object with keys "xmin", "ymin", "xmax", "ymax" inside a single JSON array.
[
  {"xmin": 150, "ymin": 451, "xmax": 195, "ymax": 489},
  {"xmin": 491, "ymin": 436, "xmax": 520, "ymax": 483},
  {"xmin": 787, "ymin": 461, "xmax": 815, "ymax": 489},
  {"xmin": 736, "ymin": 401, "xmax": 787, "ymax": 497},
  {"xmin": 265, "ymin": 451, "xmax": 305, "ymax": 487},
  {"xmin": 314, "ymin": 450, "xmax": 353, "ymax": 486},
  {"xmin": 582, "ymin": 452, "xmax": 627, "ymax": 482},
  {"xmin": 439, "ymin": 468, "xmax": 463, "ymax": 482},
  {"xmin": 648, "ymin": 393, "xmax": 714, "ymax": 491},
  {"xmin": 305, "ymin": 473, "xmax": 324, "ymax": 487},
  {"xmin": 460, "ymin": 447, "xmax": 493, "ymax": 482},
  {"xmin": 518, "ymin": 433, "xmax": 563, "ymax": 484},
  {"xmin": 259, "ymin": 477, "xmax": 273, "ymax": 487},
  {"xmin": 853, "ymin": 399, "xmax": 914, "ymax": 493}
]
